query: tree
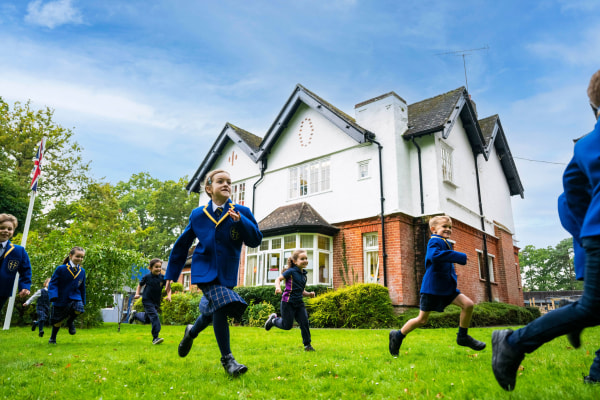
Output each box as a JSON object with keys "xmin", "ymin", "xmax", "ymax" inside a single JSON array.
[
  {"xmin": 519, "ymin": 238, "xmax": 583, "ymax": 291},
  {"xmin": 0, "ymin": 171, "xmax": 30, "ymax": 233},
  {"xmin": 0, "ymin": 97, "xmax": 91, "ymax": 219}
]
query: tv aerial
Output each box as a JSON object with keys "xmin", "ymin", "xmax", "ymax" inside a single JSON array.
[{"xmin": 436, "ymin": 45, "xmax": 489, "ymax": 92}]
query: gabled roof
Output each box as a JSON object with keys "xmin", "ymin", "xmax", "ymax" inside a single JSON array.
[
  {"xmin": 186, "ymin": 123, "xmax": 263, "ymax": 193},
  {"xmin": 478, "ymin": 115, "xmax": 524, "ymax": 198},
  {"xmin": 404, "ymin": 87, "xmax": 486, "ymax": 156},
  {"xmin": 258, "ymin": 202, "xmax": 340, "ymax": 236}
]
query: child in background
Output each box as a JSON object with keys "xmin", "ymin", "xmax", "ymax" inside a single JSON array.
[
  {"xmin": 0, "ymin": 213, "xmax": 32, "ymax": 310},
  {"xmin": 389, "ymin": 215, "xmax": 486, "ymax": 356},
  {"xmin": 23, "ymin": 278, "xmax": 51, "ymax": 337},
  {"xmin": 166, "ymin": 169, "xmax": 262, "ymax": 376},
  {"xmin": 129, "ymin": 258, "xmax": 167, "ymax": 345},
  {"xmin": 48, "ymin": 246, "xmax": 86, "ymax": 345},
  {"xmin": 264, "ymin": 249, "xmax": 316, "ymax": 351}
]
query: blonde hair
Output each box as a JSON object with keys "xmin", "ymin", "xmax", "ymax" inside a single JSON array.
[
  {"xmin": 429, "ymin": 215, "xmax": 452, "ymax": 230},
  {"xmin": 0, "ymin": 214, "xmax": 18, "ymax": 229},
  {"xmin": 283, "ymin": 249, "xmax": 307, "ymax": 272},
  {"xmin": 203, "ymin": 169, "xmax": 230, "ymax": 199},
  {"xmin": 588, "ymin": 69, "xmax": 600, "ymax": 110}
]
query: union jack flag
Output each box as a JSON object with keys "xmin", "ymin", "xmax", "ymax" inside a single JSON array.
[{"xmin": 30, "ymin": 138, "xmax": 45, "ymax": 192}]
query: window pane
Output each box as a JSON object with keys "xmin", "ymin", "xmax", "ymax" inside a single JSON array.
[
  {"xmin": 310, "ymin": 163, "xmax": 318, "ymax": 193},
  {"xmin": 321, "ymin": 160, "xmax": 330, "ymax": 191},
  {"xmin": 478, "ymin": 252, "xmax": 485, "ymax": 279},
  {"xmin": 365, "ymin": 251, "xmax": 379, "ymax": 283},
  {"xmin": 260, "ymin": 240, "xmax": 269, "ymax": 251},
  {"xmin": 245, "ymin": 255, "xmax": 257, "ymax": 286},
  {"xmin": 305, "ymin": 250, "xmax": 313, "ymax": 284},
  {"xmin": 266, "ymin": 253, "xmax": 281, "ymax": 283},
  {"xmin": 318, "ymin": 252, "xmax": 329, "ymax": 284},
  {"xmin": 300, "ymin": 165, "xmax": 308, "ymax": 196},
  {"xmin": 239, "ymin": 183, "xmax": 245, "ymax": 205},
  {"xmin": 488, "ymin": 256, "xmax": 495, "ymax": 282},
  {"xmin": 284, "ymin": 235, "xmax": 296, "ymax": 249},
  {"xmin": 272, "ymin": 238, "xmax": 282, "ymax": 249},
  {"xmin": 247, "ymin": 245, "xmax": 257, "ymax": 254},
  {"xmin": 317, "ymin": 236, "xmax": 330, "ymax": 250},
  {"xmin": 289, "ymin": 168, "xmax": 298, "ymax": 198},
  {"xmin": 300, "ymin": 234, "xmax": 313, "ymax": 248}
]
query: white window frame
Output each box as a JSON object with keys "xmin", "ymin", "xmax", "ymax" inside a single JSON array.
[
  {"xmin": 477, "ymin": 250, "xmax": 495, "ymax": 283},
  {"xmin": 440, "ymin": 141, "xmax": 455, "ymax": 184},
  {"xmin": 363, "ymin": 233, "xmax": 379, "ymax": 283},
  {"xmin": 231, "ymin": 181, "xmax": 246, "ymax": 205},
  {"xmin": 182, "ymin": 272, "xmax": 191, "ymax": 291},
  {"xmin": 288, "ymin": 158, "xmax": 331, "ymax": 199},
  {"xmin": 358, "ymin": 160, "xmax": 370, "ymax": 180}
]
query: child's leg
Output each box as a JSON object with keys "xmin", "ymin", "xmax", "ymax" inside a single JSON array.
[
  {"xmin": 452, "ymin": 294, "xmax": 474, "ymax": 329},
  {"xmin": 143, "ymin": 303, "xmax": 161, "ymax": 339},
  {"xmin": 273, "ymin": 301, "xmax": 294, "ymax": 330},
  {"xmin": 401, "ymin": 310, "xmax": 431, "ymax": 335},
  {"xmin": 189, "ymin": 313, "xmax": 213, "ymax": 337},
  {"xmin": 294, "ymin": 303, "xmax": 312, "ymax": 346},
  {"xmin": 212, "ymin": 309, "xmax": 231, "ymax": 356}
]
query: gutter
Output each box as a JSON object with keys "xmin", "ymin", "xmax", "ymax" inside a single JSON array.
[{"xmin": 365, "ymin": 131, "xmax": 388, "ymax": 287}]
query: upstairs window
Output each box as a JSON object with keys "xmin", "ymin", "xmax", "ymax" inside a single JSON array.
[
  {"xmin": 232, "ymin": 182, "xmax": 246, "ymax": 205},
  {"xmin": 288, "ymin": 158, "xmax": 330, "ymax": 199},
  {"xmin": 440, "ymin": 142, "xmax": 454, "ymax": 184},
  {"xmin": 358, "ymin": 160, "xmax": 370, "ymax": 180}
]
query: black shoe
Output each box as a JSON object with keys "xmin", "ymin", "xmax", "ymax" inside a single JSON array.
[
  {"xmin": 32, "ymin": 321, "xmax": 37, "ymax": 331},
  {"xmin": 457, "ymin": 334, "xmax": 486, "ymax": 351},
  {"xmin": 152, "ymin": 337, "xmax": 164, "ymax": 345},
  {"xmin": 128, "ymin": 310, "xmax": 136, "ymax": 324},
  {"xmin": 264, "ymin": 313, "xmax": 277, "ymax": 331},
  {"xmin": 389, "ymin": 330, "xmax": 403, "ymax": 356},
  {"xmin": 304, "ymin": 344, "xmax": 315, "ymax": 351},
  {"xmin": 48, "ymin": 338, "xmax": 56, "ymax": 344},
  {"xmin": 39, "ymin": 331, "xmax": 44, "ymax": 338},
  {"xmin": 567, "ymin": 328, "xmax": 582, "ymax": 349},
  {"xmin": 178, "ymin": 324, "xmax": 195, "ymax": 357},
  {"xmin": 584, "ymin": 375, "xmax": 600, "ymax": 385},
  {"xmin": 220, "ymin": 353, "xmax": 248, "ymax": 376},
  {"xmin": 68, "ymin": 323, "xmax": 76, "ymax": 335},
  {"xmin": 492, "ymin": 329, "xmax": 525, "ymax": 391}
]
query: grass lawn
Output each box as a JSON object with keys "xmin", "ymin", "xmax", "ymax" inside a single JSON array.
[{"xmin": 1, "ymin": 323, "xmax": 598, "ymax": 399}]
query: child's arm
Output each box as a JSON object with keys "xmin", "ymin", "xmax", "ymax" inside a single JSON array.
[
  {"xmin": 274, "ymin": 275, "xmax": 284, "ymax": 295},
  {"xmin": 23, "ymin": 289, "xmax": 42, "ymax": 306},
  {"xmin": 134, "ymin": 284, "xmax": 142, "ymax": 299},
  {"xmin": 165, "ymin": 280, "xmax": 172, "ymax": 302},
  {"xmin": 302, "ymin": 290, "xmax": 316, "ymax": 298},
  {"xmin": 428, "ymin": 240, "xmax": 467, "ymax": 265}
]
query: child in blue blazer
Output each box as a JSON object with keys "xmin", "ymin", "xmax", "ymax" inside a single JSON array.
[
  {"xmin": 48, "ymin": 246, "xmax": 86, "ymax": 344},
  {"xmin": 166, "ymin": 169, "xmax": 262, "ymax": 376},
  {"xmin": 493, "ymin": 69, "xmax": 600, "ymax": 391},
  {"xmin": 389, "ymin": 215, "xmax": 486, "ymax": 356},
  {"xmin": 0, "ymin": 213, "xmax": 32, "ymax": 311}
]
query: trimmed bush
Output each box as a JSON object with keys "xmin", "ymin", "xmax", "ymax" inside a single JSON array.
[
  {"xmin": 235, "ymin": 284, "xmax": 330, "ymax": 311},
  {"xmin": 246, "ymin": 301, "xmax": 276, "ymax": 327},
  {"xmin": 161, "ymin": 291, "xmax": 202, "ymax": 325},
  {"xmin": 306, "ymin": 283, "xmax": 396, "ymax": 328}
]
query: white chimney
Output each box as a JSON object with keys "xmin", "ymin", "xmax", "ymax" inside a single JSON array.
[{"xmin": 354, "ymin": 92, "xmax": 408, "ymax": 138}]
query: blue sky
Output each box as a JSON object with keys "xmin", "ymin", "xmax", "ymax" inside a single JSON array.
[{"xmin": 1, "ymin": 0, "xmax": 599, "ymax": 249}]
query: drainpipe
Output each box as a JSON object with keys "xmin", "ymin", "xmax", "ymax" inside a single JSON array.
[
  {"xmin": 252, "ymin": 158, "xmax": 267, "ymax": 214},
  {"xmin": 411, "ymin": 137, "xmax": 425, "ymax": 215},
  {"xmin": 365, "ymin": 132, "xmax": 388, "ymax": 287},
  {"xmin": 474, "ymin": 152, "xmax": 493, "ymax": 302},
  {"xmin": 411, "ymin": 136, "xmax": 428, "ymax": 294}
]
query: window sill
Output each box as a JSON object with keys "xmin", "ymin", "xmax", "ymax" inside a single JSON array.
[
  {"xmin": 479, "ymin": 278, "xmax": 498, "ymax": 285},
  {"xmin": 443, "ymin": 179, "xmax": 459, "ymax": 189}
]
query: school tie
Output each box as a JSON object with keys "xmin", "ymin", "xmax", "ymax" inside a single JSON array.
[{"xmin": 215, "ymin": 207, "xmax": 223, "ymax": 218}]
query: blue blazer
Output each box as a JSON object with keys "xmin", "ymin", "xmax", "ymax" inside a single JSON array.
[
  {"xmin": 0, "ymin": 241, "xmax": 32, "ymax": 297},
  {"xmin": 562, "ymin": 118, "xmax": 600, "ymax": 240},
  {"xmin": 166, "ymin": 199, "xmax": 263, "ymax": 288},
  {"xmin": 420, "ymin": 234, "xmax": 467, "ymax": 296},
  {"xmin": 48, "ymin": 263, "xmax": 86, "ymax": 306},
  {"xmin": 558, "ymin": 193, "xmax": 585, "ymax": 280}
]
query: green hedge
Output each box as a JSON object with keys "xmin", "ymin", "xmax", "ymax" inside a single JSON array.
[
  {"xmin": 234, "ymin": 285, "xmax": 330, "ymax": 311},
  {"xmin": 395, "ymin": 302, "xmax": 542, "ymax": 328},
  {"xmin": 306, "ymin": 283, "xmax": 396, "ymax": 328},
  {"xmin": 245, "ymin": 301, "xmax": 276, "ymax": 327}
]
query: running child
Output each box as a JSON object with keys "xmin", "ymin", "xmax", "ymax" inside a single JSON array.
[
  {"xmin": 48, "ymin": 246, "xmax": 86, "ymax": 344},
  {"xmin": 389, "ymin": 215, "xmax": 486, "ymax": 356},
  {"xmin": 24, "ymin": 278, "xmax": 51, "ymax": 337},
  {"xmin": 129, "ymin": 258, "xmax": 167, "ymax": 345},
  {"xmin": 264, "ymin": 249, "xmax": 316, "ymax": 351},
  {"xmin": 166, "ymin": 169, "xmax": 262, "ymax": 376},
  {"xmin": 0, "ymin": 213, "xmax": 32, "ymax": 310}
]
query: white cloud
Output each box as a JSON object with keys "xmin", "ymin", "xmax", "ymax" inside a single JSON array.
[
  {"xmin": 25, "ymin": 0, "xmax": 83, "ymax": 29},
  {"xmin": 527, "ymin": 26, "xmax": 600, "ymax": 67}
]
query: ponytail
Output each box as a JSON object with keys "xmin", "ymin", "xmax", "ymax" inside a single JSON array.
[
  {"xmin": 63, "ymin": 246, "xmax": 85, "ymax": 265},
  {"xmin": 283, "ymin": 249, "xmax": 305, "ymax": 272}
]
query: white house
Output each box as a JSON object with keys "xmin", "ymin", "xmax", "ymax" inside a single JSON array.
[{"xmin": 178, "ymin": 84, "xmax": 524, "ymax": 307}]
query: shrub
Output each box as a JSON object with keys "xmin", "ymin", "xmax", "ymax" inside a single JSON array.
[
  {"xmin": 235, "ymin": 285, "xmax": 330, "ymax": 311},
  {"xmin": 307, "ymin": 283, "xmax": 396, "ymax": 328},
  {"xmin": 245, "ymin": 301, "xmax": 276, "ymax": 327},
  {"xmin": 161, "ymin": 292, "xmax": 202, "ymax": 325}
]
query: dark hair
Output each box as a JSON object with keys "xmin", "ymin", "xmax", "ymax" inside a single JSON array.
[
  {"xmin": 149, "ymin": 258, "xmax": 162, "ymax": 269},
  {"xmin": 283, "ymin": 249, "xmax": 306, "ymax": 272},
  {"xmin": 62, "ymin": 246, "xmax": 85, "ymax": 265}
]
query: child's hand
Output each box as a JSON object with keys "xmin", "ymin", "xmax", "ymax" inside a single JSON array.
[
  {"xmin": 23, "ymin": 303, "xmax": 28, "ymax": 307},
  {"xmin": 275, "ymin": 287, "xmax": 282, "ymax": 295},
  {"xmin": 165, "ymin": 280, "xmax": 172, "ymax": 302},
  {"xmin": 310, "ymin": 291, "xmax": 316, "ymax": 298},
  {"xmin": 228, "ymin": 209, "xmax": 240, "ymax": 222},
  {"xmin": 134, "ymin": 294, "xmax": 140, "ymax": 300},
  {"xmin": 18, "ymin": 289, "xmax": 30, "ymax": 297}
]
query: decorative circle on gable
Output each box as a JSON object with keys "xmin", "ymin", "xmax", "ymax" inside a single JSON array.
[{"xmin": 298, "ymin": 118, "xmax": 314, "ymax": 147}]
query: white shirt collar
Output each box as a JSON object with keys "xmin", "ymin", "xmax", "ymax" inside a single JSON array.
[
  {"xmin": 0, "ymin": 240, "xmax": 7, "ymax": 249},
  {"xmin": 212, "ymin": 200, "xmax": 227, "ymax": 212}
]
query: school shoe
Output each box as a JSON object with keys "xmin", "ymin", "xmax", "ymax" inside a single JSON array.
[
  {"xmin": 389, "ymin": 330, "xmax": 403, "ymax": 356},
  {"xmin": 68, "ymin": 323, "xmax": 76, "ymax": 335},
  {"xmin": 584, "ymin": 375, "xmax": 600, "ymax": 385},
  {"xmin": 492, "ymin": 329, "xmax": 525, "ymax": 391},
  {"xmin": 220, "ymin": 353, "xmax": 248, "ymax": 376},
  {"xmin": 39, "ymin": 331, "xmax": 44, "ymax": 338},
  {"xmin": 264, "ymin": 313, "xmax": 277, "ymax": 331},
  {"xmin": 304, "ymin": 344, "xmax": 315, "ymax": 351},
  {"xmin": 178, "ymin": 324, "xmax": 195, "ymax": 357},
  {"xmin": 457, "ymin": 334, "xmax": 486, "ymax": 350},
  {"xmin": 128, "ymin": 310, "xmax": 137, "ymax": 324},
  {"xmin": 152, "ymin": 337, "xmax": 164, "ymax": 345},
  {"xmin": 31, "ymin": 320, "xmax": 37, "ymax": 331},
  {"xmin": 567, "ymin": 328, "xmax": 582, "ymax": 348},
  {"xmin": 48, "ymin": 338, "xmax": 56, "ymax": 344}
]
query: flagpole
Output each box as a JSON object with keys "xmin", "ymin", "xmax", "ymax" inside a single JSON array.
[
  {"xmin": 3, "ymin": 192, "xmax": 36, "ymax": 330},
  {"xmin": 3, "ymin": 137, "xmax": 44, "ymax": 330}
]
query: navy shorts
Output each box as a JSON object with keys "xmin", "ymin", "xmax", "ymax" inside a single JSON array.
[{"xmin": 420, "ymin": 292, "xmax": 459, "ymax": 312}]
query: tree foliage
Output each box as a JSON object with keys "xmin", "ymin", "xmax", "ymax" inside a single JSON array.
[{"xmin": 519, "ymin": 238, "xmax": 583, "ymax": 291}]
